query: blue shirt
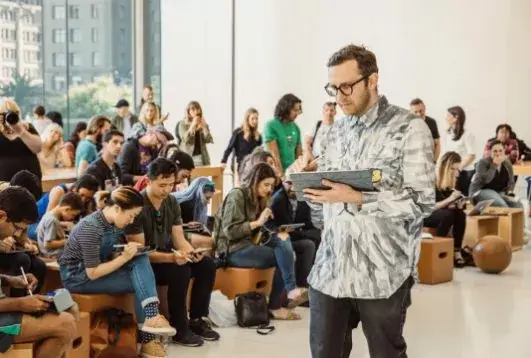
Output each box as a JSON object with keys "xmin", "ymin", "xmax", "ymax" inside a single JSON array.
[{"xmin": 75, "ymin": 139, "xmax": 98, "ymax": 174}]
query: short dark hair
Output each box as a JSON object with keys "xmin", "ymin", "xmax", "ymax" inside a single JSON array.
[
  {"xmin": 10, "ymin": 170, "xmax": 42, "ymax": 201},
  {"xmin": 274, "ymin": 93, "xmax": 302, "ymax": 120},
  {"xmin": 0, "ymin": 186, "xmax": 38, "ymax": 223},
  {"xmin": 59, "ymin": 192, "xmax": 84, "ymax": 212},
  {"xmin": 147, "ymin": 158, "xmax": 178, "ymax": 180},
  {"xmin": 489, "ymin": 139, "xmax": 506, "ymax": 150},
  {"xmin": 324, "ymin": 101, "xmax": 336, "ymax": 108},
  {"xmin": 73, "ymin": 174, "xmax": 99, "ymax": 193},
  {"xmin": 495, "ymin": 124, "xmax": 512, "ymax": 136},
  {"xmin": 45, "ymin": 111, "xmax": 63, "ymax": 128},
  {"xmin": 103, "ymin": 129, "xmax": 124, "ymax": 143},
  {"xmin": 327, "ymin": 44, "xmax": 379, "ymax": 83},
  {"xmin": 410, "ymin": 98, "xmax": 424, "ymax": 106},
  {"xmin": 33, "ymin": 105, "xmax": 45, "ymax": 116}
]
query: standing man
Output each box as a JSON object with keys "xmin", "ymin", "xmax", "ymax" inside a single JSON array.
[
  {"xmin": 410, "ymin": 98, "xmax": 440, "ymax": 162},
  {"xmin": 263, "ymin": 94, "xmax": 303, "ymax": 176},
  {"xmin": 111, "ymin": 99, "xmax": 138, "ymax": 138},
  {"xmin": 304, "ymin": 101, "xmax": 337, "ymax": 159},
  {"xmin": 303, "ymin": 45, "xmax": 435, "ymax": 358}
]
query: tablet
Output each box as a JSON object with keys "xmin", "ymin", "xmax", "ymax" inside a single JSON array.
[
  {"xmin": 290, "ymin": 169, "xmax": 381, "ymax": 201},
  {"xmin": 278, "ymin": 223, "xmax": 306, "ymax": 231}
]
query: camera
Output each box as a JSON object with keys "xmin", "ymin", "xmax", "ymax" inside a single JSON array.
[{"xmin": 4, "ymin": 110, "xmax": 20, "ymax": 125}]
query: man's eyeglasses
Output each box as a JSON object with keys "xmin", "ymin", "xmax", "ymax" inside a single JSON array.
[{"xmin": 324, "ymin": 74, "xmax": 372, "ymax": 97}]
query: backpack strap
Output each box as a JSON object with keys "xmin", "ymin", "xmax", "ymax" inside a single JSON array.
[
  {"xmin": 310, "ymin": 120, "xmax": 323, "ymax": 148},
  {"xmin": 256, "ymin": 324, "xmax": 275, "ymax": 335}
]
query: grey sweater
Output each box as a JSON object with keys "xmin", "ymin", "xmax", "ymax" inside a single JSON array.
[{"xmin": 469, "ymin": 157, "xmax": 515, "ymax": 196}]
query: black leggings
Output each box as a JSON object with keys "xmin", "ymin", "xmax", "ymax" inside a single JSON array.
[
  {"xmin": 424, "ymin": 208, "xmax": 466, "ymax": 249},
  {"xmin": 151, "ymin": 257, "xmax": 216, "ymax": 332},
  {"xmin": 0, "ymin": 253, "xmax": 46, "ymax": 296}
]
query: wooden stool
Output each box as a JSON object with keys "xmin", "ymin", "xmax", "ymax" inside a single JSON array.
[
  {"xmin": 463, "ymin": 215, "xmax": 499, "ymax": 248},
  {"xmin": 418, "ymin": 237, "xmax": 454, "ymax": 285},
  {"xmin": 71, "ymin": 293, "xmax": 135, "ymax": 315},
  {"xmin": 4, "ymin": 343, "xmax": 33, "ymax": 358},
  {"xmin": 65, "ymin": 312, "xmax": 90, "ymax": 358},
  {"xmin": 40, "ymin": 262, "xmax": 62, "ymax": 294},
  {"xmin": 213, "ymin": 267, "xmax": 275, "ymax": 299},
  {"xmin": 482, "ymin": 207, "xmax": 525, "ymax": 251}
]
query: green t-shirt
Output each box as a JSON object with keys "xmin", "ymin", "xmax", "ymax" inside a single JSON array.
[{"xmin": 263, "ymin": 118, "xmax": 301, "ymax": 170}]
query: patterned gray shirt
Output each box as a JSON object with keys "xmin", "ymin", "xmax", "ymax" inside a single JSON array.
[{"xmin": 307, "ymin": 96, "xmax": 435, "ymax": 299}]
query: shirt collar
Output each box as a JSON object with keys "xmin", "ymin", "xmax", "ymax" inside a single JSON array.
[{"xmin": 348, "ymin": 95, "xmax": 389, "ymax": 127}]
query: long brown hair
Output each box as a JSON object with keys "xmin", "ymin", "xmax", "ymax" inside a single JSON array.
[
  {"xmin": 185, "ymin": 101, "xmax": 202, "ymax": 121},
  {"xmin": 437, "ymin": 151, "xmax": 462, "ymax": 190},
  {"xmin": 241, "ymin": 108, "xmax": 260, "ymax": 141},
  {"xmin": 447, "ymin": 106, "xmax": 466, "ymax": 141},
  {"xmin": 241, "ymin": 162, "xmax": 276, "ymax": 212}
]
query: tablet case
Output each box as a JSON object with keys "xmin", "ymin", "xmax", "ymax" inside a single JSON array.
[{"xmin": 290, "ymin": 169, "xmax": 381, "ymax": 201}]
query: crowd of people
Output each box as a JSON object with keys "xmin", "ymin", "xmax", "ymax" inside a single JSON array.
[{"xmin": 0, "ymin": 43, "xmax": 530, "ymax": 358}]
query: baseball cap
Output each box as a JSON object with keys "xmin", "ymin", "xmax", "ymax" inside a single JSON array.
[{"xmin": 115, "ymin": 99, "xmax": 130, "ymax": 108}]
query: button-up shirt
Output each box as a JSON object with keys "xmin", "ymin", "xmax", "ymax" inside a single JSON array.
[{"xmin": 307, "ymin": 96, "xmax": 435, "ymax": 299}]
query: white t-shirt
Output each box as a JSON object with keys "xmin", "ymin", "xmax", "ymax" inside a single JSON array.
[
  {"xmin": 444, "ymin": 130, "xmax": 476, "ymax": 171},
  {"xmin": 306, "ymin": 121, "xmax": 333, "ymax": 158}
]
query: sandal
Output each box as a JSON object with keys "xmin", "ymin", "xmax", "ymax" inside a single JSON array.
[
  {"xmin": 454, "ymin": 250, "xmax": 465, "ymax": 268},
  {"xmin": 269, "ymin": 309, "xmax": 302, "ymax": 321},
  {"xmin": 287, "ymin": 288, "xmax": 309, "ymax": 309}
]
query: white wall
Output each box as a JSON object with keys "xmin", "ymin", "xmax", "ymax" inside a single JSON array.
[
  {"xmin": 160, "ymin": 0, "xmax": 233, "ymax": 163},
  {"xmin": 162, "ymin": 0, "xmax": 531, "ymax": 165}
]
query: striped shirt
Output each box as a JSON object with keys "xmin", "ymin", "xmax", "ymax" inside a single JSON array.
[
  {"xmin": 307, "ymin": 96, "xmax": 435, "ymax": 299},
  {"xmin": 59, "ymin": 210, "xmax": 120, "ymax": 268}
]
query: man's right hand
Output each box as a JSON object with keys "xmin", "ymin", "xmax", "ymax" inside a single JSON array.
[
  {"xmin": 18, "ymin": 295, "xmax": 51, "ymax": 313},
  {"xmin": 0, "ymin": 237, "xmax": 15, "ymax": 253}
]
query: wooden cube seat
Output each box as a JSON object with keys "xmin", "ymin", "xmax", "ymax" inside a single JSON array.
[
  {"xmin": 71, "ymin": 293, "xmax": 135, "ymax": 314},
  {"xmin": 65, "ymin": 312, "xmax": 90, "ymax": 358},
  {"xmin": 213, "ymin": 267, "xmax": 275, "ymax": 299},
  {"xmin": 4, "ymin": 343, "xmax": 33, "ymax": 358},
  {"xmin": 418, "ymin": 237, "xmax": 454, "ymax": 285}
]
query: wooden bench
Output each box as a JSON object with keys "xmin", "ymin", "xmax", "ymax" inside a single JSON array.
[
  {"xmin": 213, "ymin": 267, "xmax": 275, "ymax": 299},
  {"xmin": 4, "ymin": 343, "xmax": 33, "ymax": 358},
  {"xmin": 463, "ymin": 215, "xmax": 500, "ymax": 248},
  {"xmin": 482, "ymin": 207, "xmax": 525, "ymax": 251}
]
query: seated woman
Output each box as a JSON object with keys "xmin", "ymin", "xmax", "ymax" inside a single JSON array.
[
  {"xmin": 58, "ymin": 186, "xmax": 176, "ymax": 357},
  {"xmin": 215, "ymin": 163, "xmax": 308, "ymax": 320},
  {"xmin": 423, "ymin": 152, "xmax": 468, "ymax": 267},
  {"xmin": 38, "ymin": 123, "xmax": 68, "ymax": 169},
  {"xmin": 27, "ymin": 174, "xmax": 99, "ymax": 241},
  {"xmin": 173, "ymin": 177, "xmax": 215, "ymax": 250},
  {"xmin": 470, "ymin": 140, "xmax": 523, "ymax": 208},
  {"xmin": 483, "ymin": 124, "xmax": 519, "ymax": 164}
]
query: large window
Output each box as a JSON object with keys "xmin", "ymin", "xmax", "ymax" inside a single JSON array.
[{"xmin": 0, "ymin": 0, "xmax": 138, "ymax": 137}]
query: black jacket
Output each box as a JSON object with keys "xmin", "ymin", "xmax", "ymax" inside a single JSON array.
[
  {"xmin": 118, "ymin": 138, "xmax": 156, "ymax": 178},
  {"xmin": 221, "ymin": 129, "xmax": 263, "ymax": 165}
]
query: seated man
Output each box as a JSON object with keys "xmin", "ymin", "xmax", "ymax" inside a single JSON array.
[
  {"xmin": 85, "ymin": 130, "xmax": 133, "ymax": 190},
  {"xmin": 0, "ymin": 186, "xmax": 78, "ymax": 357},
  {"xmin": 134, "ymin": 150, "xmax": 194, "ymax": 192},
  {"xmin": 37, "ymin": 192, "xmax": 84, "ymax": 259},
  {"xmin": 118, "ymin": 125, "xmax": 173, "ymax": 184},
  {"xmin": 125, "ymin": 158, "xmax": 219, "ymax": 347}
]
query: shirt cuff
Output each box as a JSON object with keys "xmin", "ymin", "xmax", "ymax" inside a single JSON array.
[{"xmin": 241, "ymin": 222, "xmax": 252, "ymax": 237}]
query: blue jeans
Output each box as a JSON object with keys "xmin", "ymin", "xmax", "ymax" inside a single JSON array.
[
  {"xmin": 60, "ymin": 254, "xmax": 159, "ymax": 324},
  {"xmin": 475, "ymin": 189, "xmax": 523, "ymax": 208},
  {"xmin": 228, "ymin": 234, "xmax": 297, "ymax": 309}
]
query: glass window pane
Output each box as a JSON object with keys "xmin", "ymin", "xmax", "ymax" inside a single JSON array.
[{"xmin": 144, "ymin": 0, "xmax": 161, "ymax": 107}]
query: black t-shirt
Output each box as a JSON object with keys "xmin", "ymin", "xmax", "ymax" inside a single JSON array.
[
  {"xmin": 85, "ymin": 158, "xmax": 132, "ymax": 190},
  {"xmin": 0, "ymin": 124, "xmax": 42, "ymax": 181},
  {"xmin": 425, "ymin": 116, "xmax": 440, "ymax": 140},
  {"xmin": 435, "ymin": 188, "xmax": 453, "ymax": 202},
  {"xmin": 179, "ymin": 199, "xmax": 195, "ymax": 224},
  {"xmin": 193, "ymin": 132, "xmax": 201, "ymax": 156},
  {"xmin": 485, "ymin": 166, "xmax": 509, "ymax": 193},
  {"xmin": 125, "ymin": 190, "xmax": 183, "ymax": 250}
]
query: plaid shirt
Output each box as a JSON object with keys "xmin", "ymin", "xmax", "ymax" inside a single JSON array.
[{"xmin": 307, "ymin": 96, "xmax": 435, "ymax": 299}]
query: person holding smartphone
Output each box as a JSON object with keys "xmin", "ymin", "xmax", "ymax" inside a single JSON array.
[
  {"xmin": 423, "ymin": 152, "xmax": 469, "ymax": 267},
  {"xmin": 125, "ymin": 158, "xmax": 219, "ymax": 348},
  {"xmin": 0, "ymin": 98, "xmax": 43, "ymax": 183}
]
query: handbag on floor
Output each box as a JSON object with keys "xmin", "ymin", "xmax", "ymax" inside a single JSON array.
[
  {"xmin": 90, "ymin": 308, "xmax": 137, "ymax": 357},
  {"xmin": 234, "ymin": 291, "xmax": 275, "ymax": 335}
]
